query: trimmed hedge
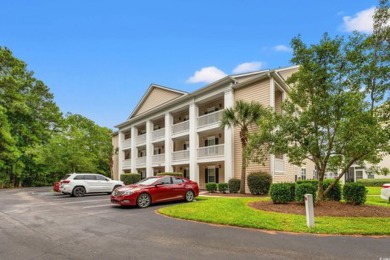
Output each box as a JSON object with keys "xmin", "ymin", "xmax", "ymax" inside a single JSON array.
[
  {"xmin": 284, "ymin": 182, "xmax": 296, "ymax": 202},
  {"xmin": 296, "ymin": 179, "xmax": 318, "ymax": 190},
  {"xmin": 247, "ymin": 171, "xmax": 272, "ymax": 195},
  {"xmin": 218, "ymin": 183, "xmax": 228, "ymax": 193},
  {"xmin": 323, "ymin": 179, "xmax": 341, "ymax": 201},
  {"xmin": 228, "ymin": 178, "xmax": 241, "ymax": 193},
  {"xmin": 295, "ymin": 183, "xmax": 316, "ymax": 203},
  {"xmin": 120, "ymin": 173, "xmax": 141, "ymax": 185},
  {"xmin": 156, "ymin": 172, "xmax": 183, "ymax": 177},
  {"xmin": 206, "ymin": 182, "xmax": 217, "ymax": 193},
  {"xmin": 270, "ymin": 183, "xmax": 292, "ymax": 204},
  {"xmin": 343, "ymin": 182, "xmax": 367, "ymax": 205},
  {"xmin": 357, "ymin": 179, "xmax": 390, "ymax": 187}
]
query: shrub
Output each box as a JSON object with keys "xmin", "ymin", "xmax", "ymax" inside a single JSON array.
[
  {"xmin": 120, "ymin": 173, "xmax": 141, "ymax": 185},
  {"xmin": 218, "ymin": 183, "xmax": 228, "ymax": 193},
  {"xmin": 283, "ymin": 182, "xmax": 296, "ymax": 201},
  {"xmin": 295, "ymin": 183, "xmax": 316, "ymax": 203},
  {"xmin": 322, "ymin": 179, "xmax": 341, "ymax": 201},
  {"xmin": 206, "ymin": 182, "xmax": 217, "ymax": 193},
  {"xmin": 270, "ymin": 183, "xmax": 292, "ymax": 204},
  {"xmin": 357, "ymin": 179, "xmax": 390, "ymax": 187},
  {"xmin": 296, "ymin": 179, "xmax": 318, "ymax": 190},
  {"xmin": 156, "ymin": 172, "xmax": 183, "ymax": 177},
  {"xmin": 247, "ymin": 171, "xmax": 272, "ymax": 195},
  {"xmin": 343, "ymin": 182, "xmax": 367, "ymax": 205},
  {"xmin": 228, "ymin": 178, "xmax": 241, "ymax": 193}
]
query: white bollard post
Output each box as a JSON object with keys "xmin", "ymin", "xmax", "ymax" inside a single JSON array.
[{"xmin": 304, "ymin": 194, "xmax": 315, "ymax": 228}]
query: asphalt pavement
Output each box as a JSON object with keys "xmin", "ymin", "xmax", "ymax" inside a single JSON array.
[{"xmin": 0, "ymin": 187, "xmax": 389, "ymax": 260}]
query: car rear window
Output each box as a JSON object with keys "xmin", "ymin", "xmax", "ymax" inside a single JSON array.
[
  {"xmin": 96, "ymin": 175, "xmax": 107, "ymax": 181},
  {"xmin": 61, "ymin": 174, "xmax": 71, "ymax": 180}
]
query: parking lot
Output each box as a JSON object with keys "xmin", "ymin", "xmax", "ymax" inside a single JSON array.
[{"xmin": 1, "ymin": 187, "xmax": 389, "ymax": 260}]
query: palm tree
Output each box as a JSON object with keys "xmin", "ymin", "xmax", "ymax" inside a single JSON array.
[{"xmin": 221, "ymin": 100, "xmax": 266, "ymax": 194}]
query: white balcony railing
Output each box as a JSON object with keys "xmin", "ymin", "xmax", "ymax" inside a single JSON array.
[
  {"xmin": 198, "ymin": 144, "xmax": 224, "ymax": 158},
  {"xmin": 136, "ymin": 134, "xmax": 146, "ymax": 145},
  {"xmin": 152, "ymin": 128, "xmax": 165, "ymax": 141},
  {"xmin": 152, "ymin": 154, "xmax": 165, "ymax": 164},
  {"xmin": 172, "ymin": 121, "xmax": 189, "ymax": 135},
  {"xmin": 136, "ymin": 157, "xmax": 146, "ymax": 166},
  {"xmin": 275, "ymin": 158, "xmax": 285, "ymax": 172},
  {"xmin": 123, "ymin": 159, "xmax": 131, "ymax": 168},
  {"xmin": 122, "ymin": 138, "xmax": 131, "ymax": 148},
  {"xmin": 172, "ymin": 150, "xmax": 190, "ymax": 161},
  {"xmin": 198, "ymin": 110, "xmax": 223, "ymax": 128}
]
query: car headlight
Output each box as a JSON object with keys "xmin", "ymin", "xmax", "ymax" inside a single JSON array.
[{"xmin": 123, "ymin": 188, "xmax": 141, "ymax": 195}]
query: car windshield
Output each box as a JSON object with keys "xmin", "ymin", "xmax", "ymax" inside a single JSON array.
[{"xmin": 136, "ymin": 177, "xmax": 159, "ymax": 186}]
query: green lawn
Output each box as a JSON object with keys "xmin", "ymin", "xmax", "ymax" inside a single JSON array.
[
  {"xmin": 158, "ymin": 196, "xmax": 390, "ymax": 235},
  {"xmin": 366, "ymin": 186, "xmax": 381, "ymax": 195}
]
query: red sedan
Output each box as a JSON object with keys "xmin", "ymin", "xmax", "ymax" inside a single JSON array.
[{"xmin": 111, "ymin": 175, "xmax": 199, "ymax": 208}]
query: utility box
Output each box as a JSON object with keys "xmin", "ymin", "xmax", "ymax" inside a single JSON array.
[{"xmin": 304, "ymin": 194, "xmax": 315, "ymax": 228}]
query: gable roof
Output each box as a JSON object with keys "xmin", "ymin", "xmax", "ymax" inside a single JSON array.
[{"xmin": 129, "ymin": 84, "xmax": 188, "ymax": 119}]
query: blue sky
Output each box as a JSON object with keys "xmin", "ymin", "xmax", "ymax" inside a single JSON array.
[{"xmin": 0, "ymin": 0, "xmax": 379, "ymax": 129}]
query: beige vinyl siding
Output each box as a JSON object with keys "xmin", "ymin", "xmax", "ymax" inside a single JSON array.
[
  {"xmin": 134, "ymin": 88, "xmax": 183, "ymax": 116},
  {"xmin": 275, "ymin": 90, "xmax": 283, "ymax": 114},
  {"xmin": 233, "ymin": 79, "xmax": 271, "ymax": 192},
  {"xmin": 277, "ymin": 67, "xmax": 298, "ymax": 81}
]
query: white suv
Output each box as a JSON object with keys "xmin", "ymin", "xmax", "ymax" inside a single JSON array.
[{"xmin": 60, "ymin": 173, "xmax": 124, "ymax": 197}]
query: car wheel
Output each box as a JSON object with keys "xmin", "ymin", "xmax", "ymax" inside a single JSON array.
[
  {"xmin": 185, "ymin": 190, "xmax": 195, "ymax": 202},
  {"xmin": 137, "ymin": 193, "xmax": 151, "ymax": 208},
  {"xmin": 72, "ymin": 186, "xmax": 86, "ymax": 197}
]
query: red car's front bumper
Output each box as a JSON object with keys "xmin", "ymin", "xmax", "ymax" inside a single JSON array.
[{"xmin": 111, "ymin": 195, "xmax": 137, "ymax": 206}]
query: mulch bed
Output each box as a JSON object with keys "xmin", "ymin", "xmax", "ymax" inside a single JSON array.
[{"xmin": 248, "ymin": 200, "xmax": 390, "ymax": 217}]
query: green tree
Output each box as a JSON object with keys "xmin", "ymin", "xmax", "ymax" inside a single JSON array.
[
  {"xmin": 248, "ymin": 2, "xmax": 390, "ymax": 201},
  {"xmin": 220, "ymin": 100, "xmax": 267, "ymax": 194},
  {"xmin": 36, "ymin": 114, "xmax": 113, "ymax": 178},
  {"xmin": 0, "ymin": 46, "xmax": 62, "ymax": 187}
]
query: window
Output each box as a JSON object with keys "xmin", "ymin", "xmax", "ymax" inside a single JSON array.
[
  {"xmin": 183, "ymin": 141, "xmax": 190, "ymax": 150},
  {"xmin": 124, "ymin": 131, "xmax": 131, "ymax": 139},
  {"xmin": 74, "ymin": 175, "xmax": 85, "ymax": 180},
  {"xmin": 207, "ymin": 167, "xmax": 216, "ymax": 182},
  {"xmin": 159, "ymin": 177, "xmax": 172, "ymax": 185},
  {"xmin": 96, "ymin": 175, "xmax": 107, "ymax": 181},
  {"xmin": 301, "ymin": 168, "xmax": 306, "ymax": 180},
  {"xmin": 205, "ymin": 166, "xmax": 219, "ymax": 183},
  {"xmin": 124, "ymin": 149, "xmax": 131, "ymax": 159},
  {"xmin": 154, "ymin": 147, "xmax": 162, "ymax": 155},
  {"xmin": 85, "ymin": 175, "xmax": 96, "ymax": 180},
  {"xmin": 173, "ymin": 177, "xmax": 184, "ymax": 184}
]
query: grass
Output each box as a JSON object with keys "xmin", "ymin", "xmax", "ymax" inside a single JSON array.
[
  {"xmin": 158, "ymin": 196, "xmax": 390, "ymax": 236},
  {"xmin": 366, "ymin": 186, "xmax": 381, "ymax": 195}
]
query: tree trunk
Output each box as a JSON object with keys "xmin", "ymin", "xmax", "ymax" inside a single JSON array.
[
  {"xmin": 240, "ymin": 143, "xmax": 246, "ymax": 194},
  {"xmin": 317, "ymin": 169, "xmax": 325, "ymax": 202}
]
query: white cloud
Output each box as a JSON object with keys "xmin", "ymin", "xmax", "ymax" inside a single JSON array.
[
  {"xmin": 232, "ymin": 62, "xmax": 264, "ymax": 74},
  {"xmin": 342, "ymin": 7, "xmax": 375, "ymax": 33},
  {"xmin": 273, "ymin": 45, "xmax": 292, "ymax": 52},
  {"xmin": 186, "ymin": 66, "xmax": 227, "ymax": 84}
]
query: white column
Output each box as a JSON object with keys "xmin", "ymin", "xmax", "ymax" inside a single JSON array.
[
  {"xmin": 165, "ymin": 113, "xmax": 173, "ymax": 172},
  {"xmin": 270, "ymin": 78, "xmax": 275, "ymax": 178},
  {"xmin": 146, "ymin": 121, "xmax": 153, "ymax": 177},
  {"xmin": 224, "ymin": 88, "xmax": 234, "ymax": 181},
  {"xmin": 117, "ymin": 131, "xmax": 123, "ymax": 180},
  {"xmin": 131, "ymin": 127, "xmax": 137, "ymax": 173},
  {"xmin": 189, "ymin": 101, "xmax": 199, "ymax": 183}
]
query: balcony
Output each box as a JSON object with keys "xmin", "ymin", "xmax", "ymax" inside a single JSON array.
[
  {"xmin": 198, "ymin": 110, "xmax": 223, "ymax": 128},
  {"xmin": 152, "ymin": 128, "xmax": 165, "ymax": 141},
  {"xmin": 136, "ymin": 157, "xmax": 146, "ymax": 166},
  {"xmin": 152, "ymin": 154, "xmax": 165, "ymax": 164},
  {"xmin": 123, "ymin": 159, "xmax": 131, "ymax": 168},
  {"xmin": 172, "ymin": 121, "xmax": 189, "ymax": 135},
  {"xmin": 198, "ymin": 144, "xmax": 224, "ymax": 158},
  {"xmin": 136, "ymin": 134, "xmax": 146, "ymax": 145},
  {"xmin": 172, "ymin": 150, "xmax": 190, "ymax": 162},
  {"xmin": 275, "ymin": 158, "xmax": 285, "ymax": 172},
  {"xmin": 122, "ymin": 138, "xmax": 131, "ymax": 148}
]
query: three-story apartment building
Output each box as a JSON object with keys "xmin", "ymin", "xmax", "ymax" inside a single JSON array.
[{"xmin": 112, "ymin": 66, "xmax": 315, "ymax": 189}]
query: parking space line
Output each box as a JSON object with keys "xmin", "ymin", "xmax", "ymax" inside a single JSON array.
[
  {"xmin": 62, "ymin": 199, "xmax": 109, "ymax": 205},
  {"xmin": 82, "ymin": 204, "xmax": 112, "ymax": 209}
]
